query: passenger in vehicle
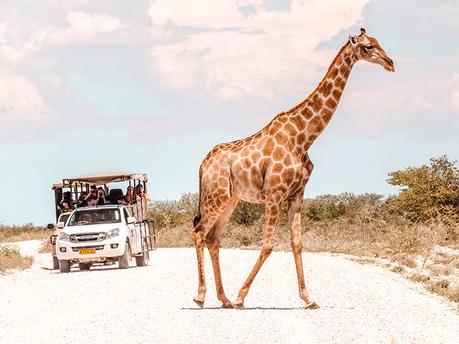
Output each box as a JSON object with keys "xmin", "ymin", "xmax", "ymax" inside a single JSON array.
[
  {"xmin": 86, "ymin": 186, "xmax": 99, "ymax": 206},
  {"xmin": 59, "ymin": 191, "xmax": 74, "ymax": 212},
  {"xmin": 77, "ymin": 191, "xmax": 89, "ymax": 207},
  {"xmin": 135, "ymin": 184, "xmax": 149, "ymax": 217},
  {"xmin": 126, "ymin": 186, "xmax": 136, "ymax": 204},
  {"xmin": 96, "ymin": 187, "xmax": 110, "ymax": 206},
  {"xmin": 117, "ymin": 195, "xmax": 128, "ymax": 206},
  {"xmin": 135, "ymin": 184, "xmax": 145, "ymax": 200}
]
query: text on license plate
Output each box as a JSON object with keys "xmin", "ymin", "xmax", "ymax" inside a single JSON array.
[{"xmin": 79, "ymin": 249, "xmax": 96, "ymax": 255}]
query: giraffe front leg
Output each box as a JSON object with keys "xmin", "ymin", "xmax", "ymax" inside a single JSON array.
[
  {"xmin": 233, "ymin": 201, "xmax": 280, "ymax": 309},
  {"xmin": 207, "ymin": 241, "xmax": 233, "ymax": 308},
  {"xmin": 288, "ymin": 193, "xmax": 319, "ymax": 309}
]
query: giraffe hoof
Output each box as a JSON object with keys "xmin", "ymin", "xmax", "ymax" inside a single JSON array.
[
  {"xmin": 304, "ymin": 301, "xmax": 320, "ymax": 309},
  {"xmin": 193, "ymin": 297, "xmax": 205, "ymax": 308},
  {"xmin": 221, "ymin": 302, "xmax": 234, "ymax": 309},
  {"xmin": 232, "ymin": 300, "xmax": 245, "ymax": 310}
]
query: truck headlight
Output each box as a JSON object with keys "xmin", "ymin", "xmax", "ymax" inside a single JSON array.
[
  {"xmin": 105, "ymin": 228, "xmax": 120, "ymax": 239},
  {"xmin": 58, "ymin": 232, "xmax": 70, "ymax": 242}
]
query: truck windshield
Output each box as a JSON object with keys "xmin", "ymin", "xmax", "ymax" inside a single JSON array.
[
  {"xmin": 68, "ymin": 208, "xmax": 121, "ymax": 226},
  {"xmin": 59, "ymin": 214, "xmax": 70, "ymax": 225}
]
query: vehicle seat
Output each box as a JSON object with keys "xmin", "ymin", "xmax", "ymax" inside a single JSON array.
[{"xmin": 109, "ymin": 188, "xmax": 124, "ymax": 204}]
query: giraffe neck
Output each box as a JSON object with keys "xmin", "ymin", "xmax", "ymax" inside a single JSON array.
[{"xmin": 288, "ymin": 42, "xmax": 357, "ymax": 151}]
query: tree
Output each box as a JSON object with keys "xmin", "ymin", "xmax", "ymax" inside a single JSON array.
[{"xmin": 386, "ymin": 155, "xmax": 459, "ymax": 221}]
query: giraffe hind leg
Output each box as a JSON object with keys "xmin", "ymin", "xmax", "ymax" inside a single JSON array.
[
  {"xmin": 192, "ymin": 196, "xmax": 233, "ymax": 308},
  {"xmin": 206, "ymin": 197, "xmax": 239, "ymax": 308}
]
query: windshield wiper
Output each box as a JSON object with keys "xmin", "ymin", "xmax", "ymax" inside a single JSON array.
[{"xmin": 77, "ymin": 221, "xmax": 90, "ymax": 225}]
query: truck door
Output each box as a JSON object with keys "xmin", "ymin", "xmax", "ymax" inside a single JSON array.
[{"xmin": 124, "ymin": 208, "xmax": 140, "ymax": 254}]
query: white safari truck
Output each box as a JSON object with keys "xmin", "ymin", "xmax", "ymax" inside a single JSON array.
[{"xmin": 53, "ymin": 172, "xmax": 155, "ymax": 273}]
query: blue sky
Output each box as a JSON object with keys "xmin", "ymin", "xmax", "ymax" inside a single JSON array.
[{"xmin": 0, "ymin": 0, "xmax": 458, "ymax": 225}]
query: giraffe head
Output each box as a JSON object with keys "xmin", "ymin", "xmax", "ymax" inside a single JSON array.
[{"xmin": 349, "ymin": 28, "xmax": 395, "ymax": 72}]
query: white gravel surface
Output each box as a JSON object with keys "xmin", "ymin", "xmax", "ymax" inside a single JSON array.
[{"xmin": 0, "ymin": 244, "xmax": 458, "ymax": 343}]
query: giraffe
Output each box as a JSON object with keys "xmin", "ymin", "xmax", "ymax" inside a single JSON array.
[{"xmin": 192, "ymin": 28, "xmax": 395, "ymax": 309}]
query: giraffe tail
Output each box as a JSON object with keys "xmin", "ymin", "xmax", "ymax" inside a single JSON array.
[
  {"xmin": 193, "ymin": 214, "xmax": 202, "ymax": 229},
  {"xmin": 193, "ymin": 166, "xmax": 203, "ymax": 232}
]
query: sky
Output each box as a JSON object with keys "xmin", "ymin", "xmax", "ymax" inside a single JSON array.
[{"xmin": 0, "ymin": 0, "xmax": 458, "ymax": 225}]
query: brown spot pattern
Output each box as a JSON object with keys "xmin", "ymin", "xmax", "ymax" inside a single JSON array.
[
  {"xmin": 320, "ymin": 81, "xmax": 333, "ymax": 97},
  {"xmin": 321, "ymin": 108, "xmax": 333, "ymax": 122},
  {"xmin": 307, "ymin": 116, "xmax": 324, "ymax": 133},
  {"xmin": 284, "ymin": 122, "xmax": 298, "ymax": 136},
  {"xmin": 301, "ymin": 107, "xmax": 314, "ymax": 119},
  {"xmin": 325, "ymin": 98, "xmax": 337, "ymax": 109},
  {"xmin": 329, "ymin": 68, "xmax": 338, "ymax": 79},
  {"xmin": 291, "ymin": 116, "xmax": 306, "ymax": 131},
  {"xmin": 332, "ymin": 89, "xmax": 341, "ymax": 100}
]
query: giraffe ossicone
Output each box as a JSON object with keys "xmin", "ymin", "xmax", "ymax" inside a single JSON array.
[{"xmin": 192, "ymin": 28, "xmax": 395, "ymax": 309}]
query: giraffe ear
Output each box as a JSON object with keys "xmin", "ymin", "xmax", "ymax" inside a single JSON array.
[
  {"xmin": 349, "ymin": 35, "xmax": 357, "ymax": 46},
  {"xmin": 360, "ymin": 27, "xmax": 366, "ymax": 35}
]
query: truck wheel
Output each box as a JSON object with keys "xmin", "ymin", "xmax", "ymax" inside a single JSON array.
[
  {"xmin": 78, "ymin": 263, "xmax": 91, "ymax": 271},
  {"xmin": 52, "ymin": 256, "xmax": 59, "ymax": 270},
  {"xmin": 59, "ymin": 260, "xmax": 70, "ymax": 273},
  {"xmin": 135, "ymin": 240, "xmax": 150, "ymax": 267},
  {"xmin": 118, "ymin": 241, "xmax": 131, "ymax": 269}
]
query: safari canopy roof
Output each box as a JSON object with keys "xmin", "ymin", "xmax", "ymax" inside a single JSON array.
[{"xmin": 52, "ymin": 172, "xmax": 147, "ymax": 189}]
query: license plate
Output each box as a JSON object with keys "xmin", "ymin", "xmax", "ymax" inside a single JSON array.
[{"xmin": 79, "ymin": 249, "xmax": 96, "ymax": 255}]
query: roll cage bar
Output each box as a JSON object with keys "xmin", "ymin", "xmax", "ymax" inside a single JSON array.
[{"xmin": 51, "ymin": 172, "xmax": 149, "ymax": 223}]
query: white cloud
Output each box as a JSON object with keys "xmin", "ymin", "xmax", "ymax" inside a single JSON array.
[
  {"xmin": 148, "ymin": 0, "xmax": 370, "ymax": 100},
  {"xmin": 448, "ymin": 72, "xmax": 459, "ymax": 83},
  {"xmin": 0, "ymin": 68, "xmax": 54, "ymax": 128},
  {"xmin": 451, "ymin": 90, "xmax": 459, "ymax": 110},
  {"xmin": 45, "ymin": 11, "xmax": 121, "ymax": 46},
  {"xmin": 0, "ymin": 11, "xmax": 122, "ymax": 65}
]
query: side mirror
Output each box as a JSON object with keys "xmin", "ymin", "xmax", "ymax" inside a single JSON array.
[
  {"xmin": 50, "ymin": 235, "xmax": 57, "ymax": 245},
  {"xmin": 57, "ymin": 222, "xmax": 65, "ymax": 229},
  {"xmin": 127, "ymin": 216, "xmax": 136, "ymax": 224},
  {"xmin": 47, "ymin": 223, "xmax": 55, "ymax": 230}
]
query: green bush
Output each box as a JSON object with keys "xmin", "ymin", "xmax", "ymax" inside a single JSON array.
[
  {"xmin": 148, "ymin": 193, "xmax": 199, "ymax": 229},
  {"xmin": 231, "ymin": 201, "xmax": 264, "ymax": 226},
  {"xmin": 387, "ymin": 155, "xmax": 459, "ymax": 222},
  {"xmin": 303, "ymin": 193, "xmax": 385, "ymax": 221}
]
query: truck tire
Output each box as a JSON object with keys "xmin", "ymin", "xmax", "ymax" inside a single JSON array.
[
  {"xmin": 135, "ymin": 239, "xmax": 150, "ymax": 267},
  {"xmin": 118, "ymin": 241, "xmax": 131, "ymax": 269},
  {"xmin": 52, "ymin": 256, "xmax": 59, "ymax": 270},
  {"xmin": 59, "ymin": 260, "xmax": 70, "ymax": 273},
  {"xmin": 78, "ymin": 263, "xmax": 91, "ymax": 271}
]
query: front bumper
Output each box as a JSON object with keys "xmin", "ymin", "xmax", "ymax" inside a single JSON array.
[{"xmin": 56, "ymin": 238, "xmax": 125, "ymax": 262}]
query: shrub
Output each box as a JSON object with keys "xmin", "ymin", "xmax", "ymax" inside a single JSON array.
[
  {"xmin": 231, "ymin": 202, "xmax": 264, "ymax": 226},
  {"xmin": 148, "ymin": 193, "xmax": 199, "ymax": 229},
  {"xmin": 303, "ymin": 193, "xmax": 385, "ymax": 221},
  {"xmin": 387, "ymin": 155, "xmax": 459, "ymax": 222}
]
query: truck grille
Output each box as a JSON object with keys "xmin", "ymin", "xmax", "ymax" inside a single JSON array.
[
  {"xmin": 71, "ymin": 245, "xmax": 105, "ymax": 252},
  {"xmin": 70, "ymin": 233, "xmax": 105, "ymax": 243}
]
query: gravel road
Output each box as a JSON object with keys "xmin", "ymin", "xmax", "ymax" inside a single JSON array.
[{"xmin": 0, "ymin": 242, "xmax": 458, "ymax": 343}]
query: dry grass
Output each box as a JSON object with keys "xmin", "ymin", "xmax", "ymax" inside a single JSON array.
[
  {"xmin": 155, "ymin": 216, "xmax": 459, "ymax": 304},
  {"xmin": 0, "ymin": 246, "xmax": 33, "ymax": 274},
  {"xmin": 391, "ymin": 265, "xmax": 405, "ymax": 274},
  {"xmin": 0, "ymin": 224, "xmax": 51, "ymax": 243},
  {"xmin": 39, "ymin": 240, "xmax": 53, "ymax": 254},
  {"xmin": 427, "ymin": 279, "xmax": 450, "ymax": 294},
  {"xmin": 408, "ymin": 273, "xmax": 430, "ymax": 283},
  {"xmin": 155, "ymin": 224, "xmax": 193, "ymax": 248}
]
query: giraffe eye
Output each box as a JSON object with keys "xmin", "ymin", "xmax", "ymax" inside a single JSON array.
[{"xmin": 365, "ymin": 44, "xmax": 374, "ymax": 50}]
